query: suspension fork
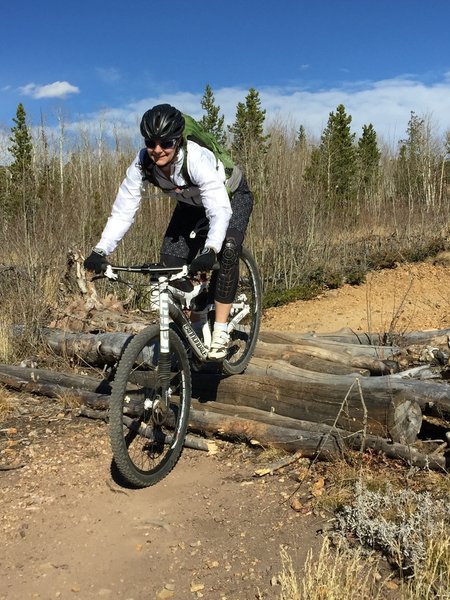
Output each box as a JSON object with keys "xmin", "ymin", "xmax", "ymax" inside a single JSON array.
[{"xmin": 158, "ymin": 277, "xmax": 171, "ymax": 392}]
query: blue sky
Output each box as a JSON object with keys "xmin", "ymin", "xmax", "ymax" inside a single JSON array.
[{"xmin": 1, "ymin": 0, "xmax": 450, "ymax": 149}]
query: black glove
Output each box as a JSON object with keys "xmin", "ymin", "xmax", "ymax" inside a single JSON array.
[
  {"xmin": 189, "ymin": 248, "xmax": 218, "ymax": 275},
  {"xmin": 84, "ymin": 249, "xmax": 109, "ymax": 274}
]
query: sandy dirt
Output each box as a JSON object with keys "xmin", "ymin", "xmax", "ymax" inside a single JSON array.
[
  {"xmin": 262, "ymin": 259, "xmax": 450, "ymax": 334},
  {"xmin": 0, "ymin": 415, "xmax": 324, "ymax": 600},
  {"xmin": 1, "ymin": 259, "xmax": 450, "ymax": 600}
]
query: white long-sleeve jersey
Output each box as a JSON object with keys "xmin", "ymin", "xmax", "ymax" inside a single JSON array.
[{"xmin": 96, "ymin": 141, "xmax": 233, "ymax": 255}]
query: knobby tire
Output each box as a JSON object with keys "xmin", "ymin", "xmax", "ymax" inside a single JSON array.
[
  {"xmin": 222, "ymin": 247, "xmax": 262, "ymax": 375},
  {"xmin": 109, "ymin": 325, "xmax": 191, "ymax": 488}
]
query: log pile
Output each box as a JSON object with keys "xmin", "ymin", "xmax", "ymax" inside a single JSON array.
[{"xmin": 1, "ymin": 324, "xmax": 450, "ymax": 471}]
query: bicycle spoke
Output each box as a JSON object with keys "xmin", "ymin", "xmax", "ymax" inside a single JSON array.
[
  {"xmin": 109, "ymin": 325, "xmax": 191, "ymax": 487},
  {"xmin": 222, "ymin": 248, "xmax": 262, "ymax": 375}
]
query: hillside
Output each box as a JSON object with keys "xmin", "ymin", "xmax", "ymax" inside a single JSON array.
[{"xmin": 262, "ymin": 258, "xmax": 450, "ymax": 335}]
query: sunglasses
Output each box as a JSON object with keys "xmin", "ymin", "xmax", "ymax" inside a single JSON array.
[{"xmin": 144, "ymin": 138, "xmax": 179, "ymax": 150}]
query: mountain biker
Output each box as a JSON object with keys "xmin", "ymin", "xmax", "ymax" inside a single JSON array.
[{"xmin": 84, "ymin": 103, "xmax": 254, "ymax": 360}]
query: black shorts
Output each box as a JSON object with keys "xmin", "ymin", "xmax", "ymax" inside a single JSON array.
[{"xmin": 160, "ymin": 176, "xmax": 253, "ymax": 262}]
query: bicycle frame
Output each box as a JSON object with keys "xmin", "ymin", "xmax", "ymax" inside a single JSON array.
[{"xmin": 104, "ymin": 263, "xmax": 251, "ymax": 364}]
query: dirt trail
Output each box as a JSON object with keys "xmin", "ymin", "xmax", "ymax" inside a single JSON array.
[
  {"xmin": 0, "ymin": 417, "xmax": 323, "ymax": 600},
  {"xmin": 2, "ymin": 259, "xmax": 450, "ymax": 600}
]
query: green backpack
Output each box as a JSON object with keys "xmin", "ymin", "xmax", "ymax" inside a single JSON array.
[
  {"xmin": 139, "ymin": 114, "xmax": 235, "ymax": 189},
  {"xmin": 181, "ymin": 114, "xmax": 234, "ymax": 176}
]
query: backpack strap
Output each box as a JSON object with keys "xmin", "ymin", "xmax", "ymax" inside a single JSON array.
[
  {"xmin": 138, "ymin": 147, "xmax": 160, "ymax": 186},
  {"xmin": 181, "ymin": 138, "xmax": 194, "ymax": 187}
]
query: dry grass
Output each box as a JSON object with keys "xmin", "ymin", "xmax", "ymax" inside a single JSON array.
[
  {"xmin": 278, "ymin": 493, "xmax": 450, "ymax": 600},
  {"xmin": 1, "ymin": 116, "xmax": 449, "ymax": 336},
  {"xmin": 0, "ymin": 316, "xmax": 14, "ymax": 364},
  {"xmin": 401, "ymin": 522, "xmax": 450, "ymax": 599},
  {"xmin": 417, "ymin": 532, "xmax": 450, "ymax": 598},
  {"xmin": 254, "ymin": 445, "xmax": 290, "ymax": 462},
  {"xmin": 278, "ymin": 538, "xmax": 383, "ymax": 600},
  {"xmin": 57, "ymin": 391, "xmax": 82, "ymax": 410},
  {"xmin": 278, "ymin": 531, "xmax": 450, "ymax": 599},
  {"xmin": 335, "ymin": 482, "xmax": 450, "ymax": 575},
  {"xmin": 0, "ymin": 386, "xmax": 19, "ymax": 423},
  {"xmin": 309, "ymin": 455, "xmax": 393, "ymax": 514}
]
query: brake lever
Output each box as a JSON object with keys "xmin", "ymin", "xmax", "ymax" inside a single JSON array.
[
  {"xmin": 90, "ymin": 265, "xmax": 118, "ymax": 281},
  {"xmin": 104, "ymin": 265, "xmax": 118, "ymax": 280}
]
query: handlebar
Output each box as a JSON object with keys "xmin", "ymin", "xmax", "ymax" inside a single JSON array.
[
  {"xmin": 91, "ymin": 259, "xmax": 219, "ymax": 283},
  {"xmin": 102, "ymin": 263, "xmax": 189, "ymax": 282}
]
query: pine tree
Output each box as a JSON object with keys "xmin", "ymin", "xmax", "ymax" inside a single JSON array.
[
  {"xmin": 228, "ymin": 88, "xmax": 269, "ymax": 179},
  {"xmin": 8, "ymin": 103, "xmax": 33, "ymax": 182},
  {"xmin": 3, "ymin": 103, "xmax": 34, "ymax": 217},
  {"xmin": 400, "ymin": 112, "xmax": 425, "ymax": 202},
  {"xmin": 444, "ymin": 131, "xmax": 450, "ymax": 188},
  {"xmin": 295, "ymin": 124, "xmax": 306, "ymax": 149},
  {"xmin": 357, "ymin": 123, "xmax": 380, "ymax": 198},
  {"xmin": 199, "ymin": 84, "xmax": 226, "ymax": 146},
  {"xmin": 305, "ymin": 104, "xmax": 356, "ymax": 209},
  {"xmin": 243, "ymin": 88, "xmax": 267, "ymax": 146},
  {"xmin": 229, "ymin": 101, "xmax": 247, "ymax": 158}
]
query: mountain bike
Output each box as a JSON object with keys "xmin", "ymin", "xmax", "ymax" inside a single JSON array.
[{"xmin": 104, "ymin": 248, "xmax": 261, "ymax": 488}]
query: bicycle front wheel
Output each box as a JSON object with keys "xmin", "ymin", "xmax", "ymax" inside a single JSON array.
[
  {"xmin": 109, "ymin": 324, "xmax": 191, "ymax": 488},
  {"xmin": 222, "ymin": 247, "xmax": 262, "ymax": 375}
]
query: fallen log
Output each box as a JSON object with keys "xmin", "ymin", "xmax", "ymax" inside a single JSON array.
[
  {"xmin": 121, "ymin": 415, "xmax": 216, "ymax": 452},
  {"xmin": 0, "ymin": 358, "xmax": 440, "ymax": 443},
  {"xmin": 0, "ymin": 366, "xmax": 110, "ymax": 410},
  {"xmin": 255, "ymin": 337, "xmax": 399, "ymax": 359},
  {"xmin": 259, "ymin": 328, "xmax": 386, "ymax": 346},
  {"xmin": 5, "ymin": 323, "xmax": 450, "ymax": 439},
  {"xmin": 189, "ymin": 400, "xmax": 448, "ymax": 471},
  {"xmin": 191, "ymin": 371, "xmax": 425, "ymax": 442},
  {"xmin": 395, "ymin": 328, "xmax": 450, "ymax": 345},
  {"xmin": 0, "ymin": 368, "xmax": 446, "ymax": 471},
  {"xmin": 260, "ymin": 327, "xmax": 450, "ymax": 347},
  {"xmin": 259, "ymin": 352, "xmax": 371, "ymax": 376},
  {"xmin": 5, "ymin": 352, "xmax": 450, "ymax": 442},
  {"xmin": 14, "ymin": 327, "xmax": 400, "ymax": 375},
  {"xmin": 390, "ymin": 365, "xmax": 443, "ymax": 380},
  {"xmin": 37, "ymin": 327, "xmax": 133, "ymax": 366},
  {"xmin": 0, "ymin": 361, "xmax": 420, "ymax": 440},
  {"xmin": 0, "ymin": 363, "xmax": 111, "ymax": 394},
  {"xmin": 76, "ymin": 408, "xmax": 216, "ymax": 452},
  {"xmin": 254, "ymin": 340, "xmax": 399, "ymax": 375}
]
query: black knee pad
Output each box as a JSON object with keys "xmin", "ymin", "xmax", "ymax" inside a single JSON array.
[{"xmin": 215, "ymin": 238, "xmax": 240, "ymax": 303}]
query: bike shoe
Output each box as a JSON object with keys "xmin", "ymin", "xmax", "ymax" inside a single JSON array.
[{"xmin": 208, "ymin": 329, "xmax": 230, "ymax": 360}]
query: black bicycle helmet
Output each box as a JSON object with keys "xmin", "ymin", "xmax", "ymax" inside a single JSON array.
[{"xmin": 140, "ymin": 104, "xmax": 185, "ymax": 140}]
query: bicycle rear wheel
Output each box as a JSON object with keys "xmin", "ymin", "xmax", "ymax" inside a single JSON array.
[
  {"xmin": 222, "ymin": 247, "xmax": 262, "ymax": 375},
  {"xmin": 109, "ymin": 324, "xmax": 191, "ymax": 488}
]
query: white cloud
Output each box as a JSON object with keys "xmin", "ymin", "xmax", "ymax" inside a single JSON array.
[
  {"xmin": 37, "ymin": 74, "xmax": 450, "ymax": 149},
  {"xmin": 20, "ymin": 81, "xmax": 80, "ymax": 99},
  {"xmin": 122, "ymin": 76, "xmax": 449, "ymax": 145},
  {"xmin": 211, "ymin": 76, "xmax": 450, "ymax": 144}
]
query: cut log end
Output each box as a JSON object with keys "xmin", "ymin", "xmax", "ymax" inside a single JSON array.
[{"xmin": 388, "ymin": 392, "xmax": 422, "ymax": 445}]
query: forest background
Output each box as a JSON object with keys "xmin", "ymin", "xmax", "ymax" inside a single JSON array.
[{"xmin": 1, "ymin": 85, "xmax": 449, "ymax": 360}]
